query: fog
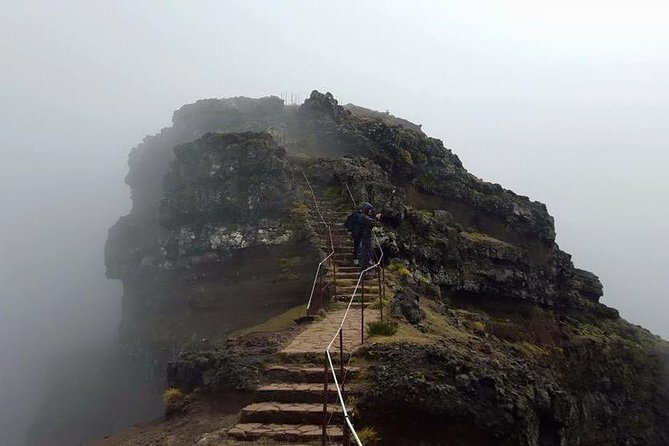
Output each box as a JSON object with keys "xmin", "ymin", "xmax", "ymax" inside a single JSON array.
[{"xmin": 1, "ymin": 1, "xmax": 667, "ymax": 444}]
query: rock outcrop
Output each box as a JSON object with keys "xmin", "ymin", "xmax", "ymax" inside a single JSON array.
[
  {"xmin": 100, "ymin": 90, "xmax": 669, "ymax": 445},
  {"xmin": 106, "ymin": 129, "xmax": 319, "ymax": 361}
]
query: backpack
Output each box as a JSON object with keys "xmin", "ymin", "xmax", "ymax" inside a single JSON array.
[{"xmin": 344, "ymin": 212, "xmax": 357, "ymax": 232}]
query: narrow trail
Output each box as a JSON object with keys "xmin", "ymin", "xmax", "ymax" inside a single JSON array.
[{"xmin": 227, "ymin": 182, "xmax": 382, "ymax": 444}]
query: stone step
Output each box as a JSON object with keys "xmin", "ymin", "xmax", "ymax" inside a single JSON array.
[
  {"xmin": 336, "ymin": 294, "xmax": 381, "ymax": 303},
  {"xmin": 336, "ymin": 274, "xmax": 383, "ymax": 283},
  {"xmin": 255, "ymin": 383, "xmax": 354, "ymax": 404},
  {"xmin": 309, "ymin": 224, "xmax": 346, "ymax": 231},
  {"xmin": 333, "ymin": 301, "xmax": 374, "ymax": 311},
  {"xmin": 278, "ymin": 350, "xmax": 352, "ymax": 366},
  {"xmin": 306, "ymin": 210, "xmax": 346, "ymax": 216},
  {"xmin": 313, "ymin": 231, "xmax": 349, "ymax": 239},
  {"xmin": 334, "ymin": 259, "xmax": 358, "ymax": 266},
  {"xmin": 336, "ymin": 266, "xmax": 379, "ymax": 275},
  {"xmin": 333, "ymin": 278, "xmax": 363, "ymax": 286},
  {"xmin": 334, "ymin": 272, "xmax": 365, "ymax": 279},
  {"xmin": 307, "ymin": 209, "xmax": 349, "ymax": 215},
  {"xmin": 310, "ymin": 220, "xmax": 346, "ymax": 226},
  {"xmin": 240, "ymin": 402, "xmax": 343, "ymax": 425},
  {"xmin": 333, "ymin": 252, "xmax": 358, "ymax": 258},
  {"xmin": 228, "ymin": 422, "xmax": 343, "ymax": 442},
  {"xmin": 335, "ymin": 267, "xmax": 378, "ymax": 273},
  {"xmin": 264, "ymin": 364, "xmax": 360, "ymax": 384},
  {"xmin": 337, "ymin": 285, "xmax": 380, "ymax": 293}
]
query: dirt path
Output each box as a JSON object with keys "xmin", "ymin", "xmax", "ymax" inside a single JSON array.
[{"xmin": 282, "ymin": 307, "xmax": 380, "ymax": 355}]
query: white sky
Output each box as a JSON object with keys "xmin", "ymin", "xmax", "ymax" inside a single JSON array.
[{"xmin": 0, "ymin": 1, "xmax": 668, "ymax": 442}]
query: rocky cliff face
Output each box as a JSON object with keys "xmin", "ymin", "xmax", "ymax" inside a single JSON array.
[
  {"xmin": 103, "ymin": 90, "xmax": 669, "ymax": 445},
  {"xmin": 107, "ymin": 131, "xmax": 318, "ymax": 362}
]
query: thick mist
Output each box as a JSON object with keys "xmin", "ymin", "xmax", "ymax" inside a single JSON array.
[{"xmin": 1, "ymin": 1, "xmax": 668, "ymax": 444}]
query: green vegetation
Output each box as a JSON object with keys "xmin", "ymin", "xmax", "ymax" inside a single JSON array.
[
  {"xmin": 510, "ymin": 341, "xmax": 549, "ymax": 357},
  {"xmin": 231, "ymin": 304, "xmax": 306, "ymax": 337},
  {"xmin": 163, "ymin": 387, "xmax": 184, "ymax": 407},
  {"xmin": 277, "ymin": 256, "xmax": 304, "ymax": 281},
  {"xmin": 289, "ymin": 203, "xmax": 310, "ymax": 220},
  {"xmin": 387, "ymin": 261, "xmax": 412, "ymax": 279},
  {"xmin": 461, "ymin": 231, "xmax": 511, "ymax": 246},
  {"xmin": 399, "ymin": 149, "xmax": 413, "ymax": 165},
  {"xmin": 469, "ymin": 320, "xmax": 486, "ymax": 334},
  {"xmin": 357, "ymin": 426, "xmax": 382, "ymax": 445},
  {"xmin": 368, "ymin": 321, "xmax": 399, "ymax": 337}
]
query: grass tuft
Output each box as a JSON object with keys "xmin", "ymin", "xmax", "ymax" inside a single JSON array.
[
  {"xmin": 163, "ymin": 387, "xmax": 184, "ymax": 407},
  {"xmin": 357, "ymin": 426, "xmax": 382, "ymax": 445},
  {"xmin": 367, "ymin": 321, "xmax": 399, "ymax": 337}
]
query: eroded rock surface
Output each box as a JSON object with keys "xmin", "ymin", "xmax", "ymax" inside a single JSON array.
[{"xmin": 97, "ymin": 90, "xmax": 669, "ymax": 446}]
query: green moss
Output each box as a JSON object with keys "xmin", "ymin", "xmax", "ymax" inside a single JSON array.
[
  {"xmin": 469, "ymin": 320, "xmax": 486, "ymax": 334},
  {"xmin": 276, "ymin": 256, "xmax": 305, "ymax": 281},
  {"xmin": 278, "ymin": 256, "xmax": 302, "ymax": 270},
  {"xmin": 492, "ymin": 320, "xmax": 524, "ymax": 342},
  {"xmin": 388, "ymin": 261, "xmax": 412, "ymax": 278},
  {"xmin": 461, "ymin": 231, "xmax": 511, "ymax": 246},
  {"xmin": 510, "ymin": 341, "xmax": 549, "ymax": 357},
  {"xmin": 400, "ymin": 149, "xmax": 413, "ymax": 165},
  {"xmin": 172, "ymin": 186, "xmax": 194, "ymax": 203},
  {"xmin": 231, "ymin": 304, "xmax": 306, "ymax": 337},
  {"xmin": 418, "ymin": 209, "xmax": 433, "ymax": 219},
  {"xmin": 289, "ymin": 203, "xmax": 310, "ymax": 220}
]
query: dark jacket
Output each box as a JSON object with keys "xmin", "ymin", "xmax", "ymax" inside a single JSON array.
[{"xmin": 355, "ymin": 212, "xmax": 377, "ymax": 238}]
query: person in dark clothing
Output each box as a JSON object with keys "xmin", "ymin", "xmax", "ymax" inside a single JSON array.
[
  {"xmin": 344, "ymin": 208, "xmax": 362, "ymax": 265},
  {"xmin": 355, "ymin": 202, "xmax": 380, "ymax": 267}
]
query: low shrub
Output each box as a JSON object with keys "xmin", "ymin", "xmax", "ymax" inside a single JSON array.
[
  {"xmin": 163, "ymin": 387, "xmax": 184, "ymax": 407},
  {"xmin": 367, "ymin": 321, "xmax": 399, "ymax": 336},
  {"xmin": 469, "ymin": 320, "xmax": 486, "ymax": 334},
  {"xmin": 356, "ymin": 426, "xmax": 381, "ymax": 445}
]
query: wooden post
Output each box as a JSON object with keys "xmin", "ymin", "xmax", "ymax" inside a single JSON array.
[
  {"xmin": 361, "ymin": 272, "xmax": 365, "ymax": 344},
  {"xmin": 330, "ymin": 230, "xmax": 337, "ymax": 300},
  {"xmin": 322, "ymin": 360, "xmax": 328, "ymax": 446},
  {"xmin": 340, "ymin": 328, "xmax": 349, "ymax": 446},
  {"xmin": 382, "ymin": 267, "xmax": 386, "ymax": 301},
  {"xmin": 343, "ymin": 423, "xmax": 351, "ymax": 446},
  {"xmin": 377, "ymin": 267, "xmax": 383, "ymax": 323},
  {"xmin": 339, "ymin": 329, "xmax": 345, "ymax": 393}
]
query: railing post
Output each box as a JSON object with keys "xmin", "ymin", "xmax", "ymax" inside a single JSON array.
[
  {"xmin": 330, "ymin": 230, "xmax": 337, "ymax": 299},
  {"xmin": 340, "ymin": 328, "xmax": 349, "ymax": 446},
  {"xmin": 361, "ymin": 272, "xmax": 365, "ymax": 344},
  {"xmin": 339, "ymin": 329, "xmax": 345, "ymax": 394},
  {"xmin": 382, "ymin": 266, "xmax": 386, "ymax": 301},
  {"xmin": 377, "ymin": 266, "xmax": 383, "ymax": 323},
  {"xmin": 322, "ymin": 359, "xmax": 328, "ymax": 446}
]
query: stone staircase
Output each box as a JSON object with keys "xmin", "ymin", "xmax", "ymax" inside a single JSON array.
[
  {"xmin": 307, "ymin": 197, "xmax": 383, "ymax": 311},
  {"xmin": 227, "ymin": 185, "xmax": 382, "ymax": 444},
  {"xmin": 227, "ymin": 359, "xmax": 361, "ymax": 443}
]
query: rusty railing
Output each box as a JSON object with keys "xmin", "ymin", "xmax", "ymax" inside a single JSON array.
[
  {"xmin": 320, "ymin": 180, "xmax": 386, "ymax": 446},
  {"xmin": 302, "ymin": 171, "xmax": 337, "ymax": 316}
]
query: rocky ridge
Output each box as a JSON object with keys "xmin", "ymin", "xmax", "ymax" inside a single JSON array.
[{"xmin": 100, "ymin": 90, "xmax": 669, "ymax": 445}]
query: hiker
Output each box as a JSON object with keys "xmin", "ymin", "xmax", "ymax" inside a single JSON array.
[
  {"xmin": 355, "ymin": 202, "xmax": 381, "ymax": 268},
  {"xmin": 344, "ymin": 207, "xmax": 362, "ymax": 265}
]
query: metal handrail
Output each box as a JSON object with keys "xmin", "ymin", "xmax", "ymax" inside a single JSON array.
[
  {"xmin": 321, "ymin": 180, "xmax": 385, "ymax": 446},
  {"xmin": 302, "ymin": 171, "xmax": 336, "ymax": 314}
]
